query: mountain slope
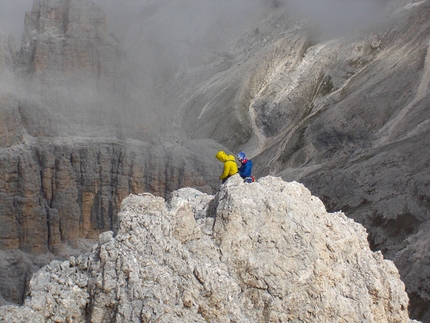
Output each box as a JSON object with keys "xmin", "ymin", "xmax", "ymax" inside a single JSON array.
[{"xmin": 170, "ymin": 1, "xmax": 430, "ymax": 319}]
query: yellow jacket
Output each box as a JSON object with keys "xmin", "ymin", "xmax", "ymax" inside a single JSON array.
[{"xmin": 216, "ymin": 150, "xmax": 238, "ymax": 180}]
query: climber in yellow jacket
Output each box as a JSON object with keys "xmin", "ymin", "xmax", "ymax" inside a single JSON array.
[{"xmin": 215, "ymin": 150, "xmax": 238, "ymax": 183}]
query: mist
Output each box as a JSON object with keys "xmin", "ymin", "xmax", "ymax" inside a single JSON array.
[
  {"xmin": 0, "ymin": 0, "xmax": 400, "ymax": 141},
  {"xmin": 93, "ymin": 0, "xmax": 272, "ymax": 79},
  {"xmin": 287, "ymin": 0, "xmax": 392, "ymax": 38},
  {"xmin": 0, "ymin": 0, "xmax": 33, "ymax": 41}
]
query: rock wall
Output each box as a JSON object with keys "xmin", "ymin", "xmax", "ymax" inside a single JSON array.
[
  {"xmin": 19, "ymin": 0, "xmax": 116, "ymax": 81},
  {"xmin": 13, "ymin": 0, "xmax": 162, "ymax": 139},
  {"xmin": 0, "ymin": 0, "xmax": 231, "ymax": 306},
  {"xmin": 0, "ymin": 137, "xmax": 221, "ymax": 252},
  {"xmin": 0, "ymin": 31, "xmax": 15, "ymax": 72},
  {"xmin": 0, "ymin": 176, "xmax": 420, "ymax": 322},
  {"xmin": 0, "ymin": 136, "xmax": 222, "ymax": 303}
]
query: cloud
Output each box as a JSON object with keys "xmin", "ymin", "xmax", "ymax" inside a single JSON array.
[
  {"xmin": 0, "ymin": 0, "xmax": 34, "ymax": 41},
  {"xmin": 93, "ymin": 0, "xmax": 270, "ymax": 68},
  {"xmin": 286, "ymin": 0, "xmax": 388, "ymax": 38},
  {"xmin": 0, "ymin": 0, "xmax": 392, "ymax": 140}
]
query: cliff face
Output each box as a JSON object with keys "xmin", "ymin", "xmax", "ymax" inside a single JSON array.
[
  {"xmin": 0, "ymin": 32, "xmax": 15, "ymax": 72},
  {"xmin": 19, "ymin": 0, "xmax": 114, "ymax": 76},
  {"xmin": 15, "ymin": 0, "xmax": 121, "ymax": 136},
  {"xmin": 0, "ymin": 138, "xmax": 219, "ymax": 254},
  {"xmin": 0, "ymin": 134, "xmax": 222, "ymax": 303},
  {"xmin": 11, "ymin": 0, "xmax": 165, "ymax": 140},
  {"xmin": 0, "ymin": 0, "xmax": 222, "ymax": 304},
  {"xmin": 0, "ymin": 176, "xmax": 420, "ymax": 322}
]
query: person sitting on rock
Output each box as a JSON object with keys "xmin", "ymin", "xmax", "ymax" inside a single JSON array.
[
  {"xmin": 215, "ymin": 150, "xmax": 238, "ymax": 183},
  {"xmin": 237, "ymin": 151, "xmax": 254, "ymax": 183}
]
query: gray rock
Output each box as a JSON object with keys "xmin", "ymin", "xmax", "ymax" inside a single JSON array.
[
  {"xmin": 1, "ymin": 0, "xmax": 430, "ymax": 319},
  {"xmin": 0, "ymin": 176, "xmax": 419, "ymax": 322},
  {"xmin": 0, "ymin": 136, "xmax": 223, "ymax": 304},
  {"xmin": 171, "ymin": 1, "xmax": 430, "ymax": 318}
]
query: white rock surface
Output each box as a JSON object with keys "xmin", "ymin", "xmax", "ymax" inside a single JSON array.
[{"xmin": 0, "ymin": 176, "xmax": 419, "ymax": 322}]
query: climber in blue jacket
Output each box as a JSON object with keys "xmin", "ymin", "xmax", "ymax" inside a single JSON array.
[{"xmin": 237, "ymin": 152, "xmax": 254, "ymax": 183}]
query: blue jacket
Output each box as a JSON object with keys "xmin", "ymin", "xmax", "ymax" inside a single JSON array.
[{"xmin": 238, "ymin": 159, "xmax": 253, "ymax": 178}]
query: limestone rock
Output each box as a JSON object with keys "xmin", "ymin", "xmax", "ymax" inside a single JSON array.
[
  {"xmin": 0, "ymin": 249, "xmax": 60, "ymax": 306},
  {"xmin": 19, "ymin": 0, "xmax": 116, "ymax": 80},
  {"xmin": 0, "ymin": 176, "xmax": 419, "ymax": 322},
  {"xmin": 1, "ymin": 0, "xmax": 430, "ymax": 319},
  {"xmin": 0, "ymin": 136, "xmax": 222, "ymax": 304},
  {"xmin": 0, "ymin": 94, "xmax": 26, "ymax": 147},
  {"xmin": 13, "ymin": 0, "xmax": 163, "ymax": 139},
  {"xmin": 0, "ymin": 139, "xmax": 221, "ymax": 243},
  {"xmin": 0, "ymin": 31, "xmax": 16, "ymax": 72},
  {"xmin": 13, "ymin": 0, "xmax": 121, "ymax": 138}
]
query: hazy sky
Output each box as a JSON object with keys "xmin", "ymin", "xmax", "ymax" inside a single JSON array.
[
  {"xmin": 0, "ymin": 0, "xmax": 33, "ymax": 40},
  {"xmin": 289, "ymin": 0, "xmax": 387, "ymax": 37},
  {"xmin": 0, "ymin": 0, "xmax": 393, "ymax": 45}
]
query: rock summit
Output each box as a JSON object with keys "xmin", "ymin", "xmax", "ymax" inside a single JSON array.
[{"xmin": 0, "ymin": 176, "xmax": 418, "ymax": 322}]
